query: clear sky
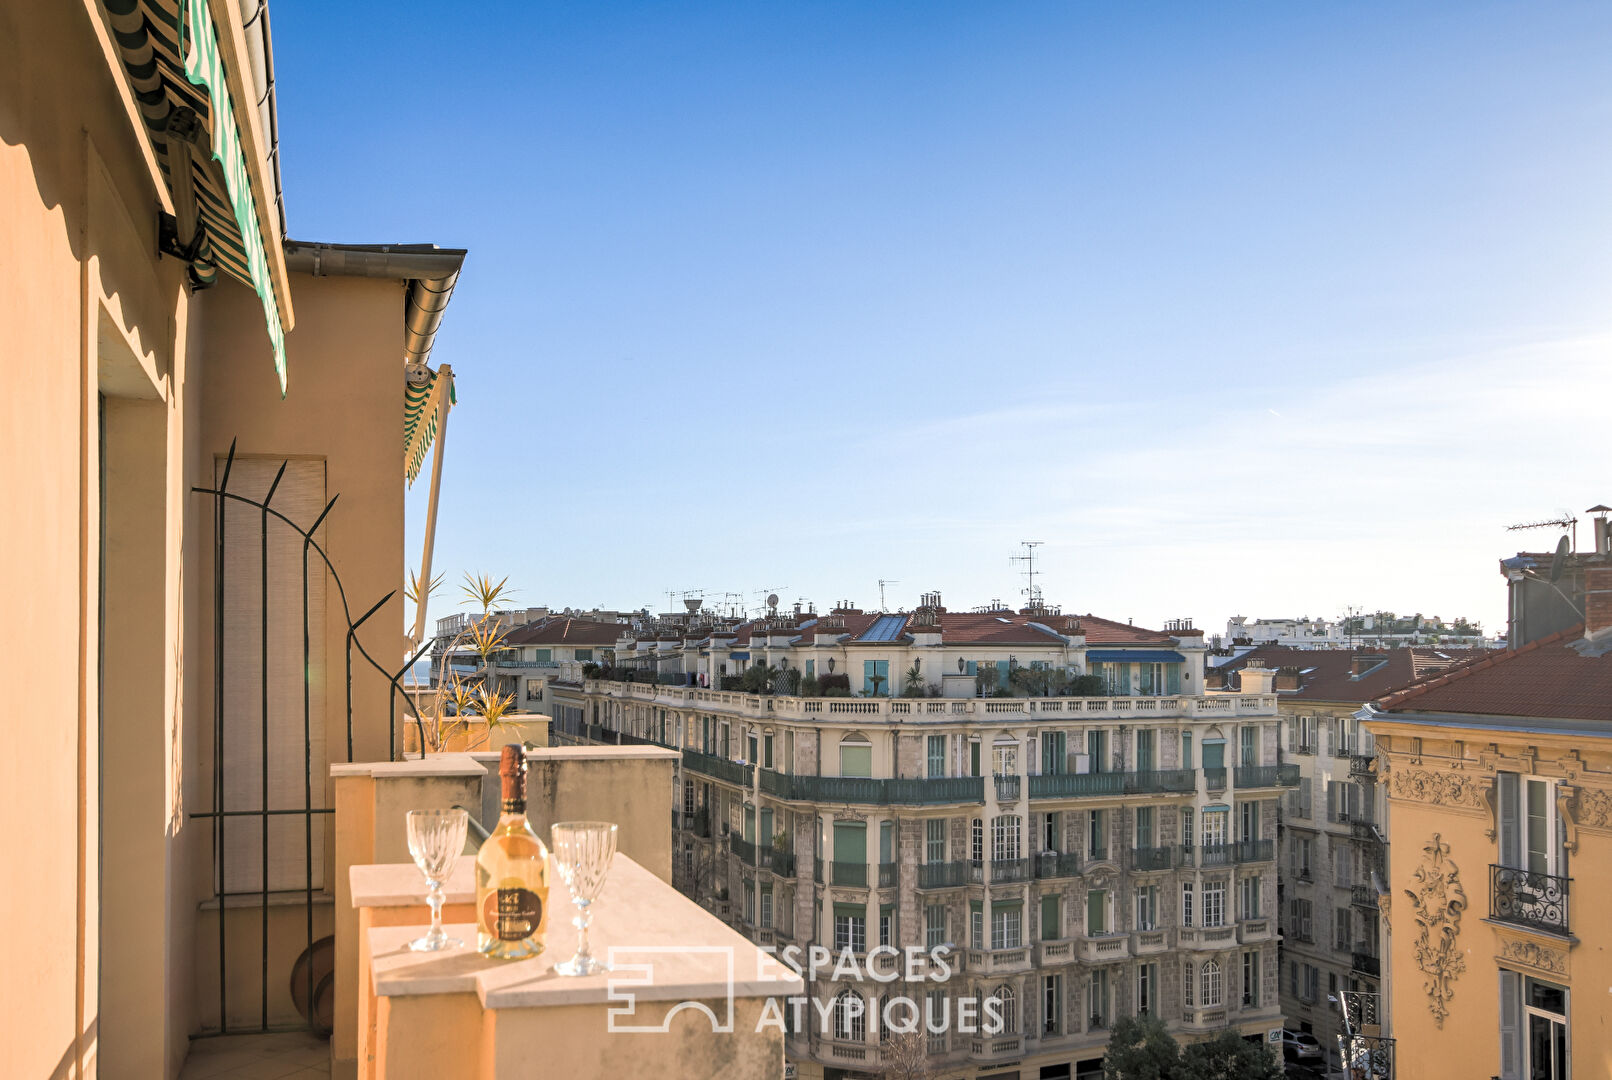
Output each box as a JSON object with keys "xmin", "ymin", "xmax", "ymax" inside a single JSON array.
[{"xmin": 271, "ymin": 1, "xmax": 1612, "ymax": 638}]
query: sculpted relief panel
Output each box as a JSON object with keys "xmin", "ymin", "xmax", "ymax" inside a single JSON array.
[{"xmin": 1403, "ymin": 833, "xmax": 1467, "ymax": 1028}]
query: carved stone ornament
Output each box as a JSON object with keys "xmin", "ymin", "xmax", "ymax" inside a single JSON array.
[
  {"xmin": 1389, "ymin": 767, "xmax": 1492, "ymax": 812},
  {"xmin": 1499, "ymin": 938, "xmax": 1567, "ymax": 977},
  {"xmin": 1403, "ymin": 833, "xmax": 1467, "ymax": 1029},
  {"xmin": 1574, "ymin": 786, "xmax": 1612, "ymax": 830}
]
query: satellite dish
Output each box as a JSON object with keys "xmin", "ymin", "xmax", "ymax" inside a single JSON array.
[
  {"xmin": 767, "ymin": 593, "xmax": 779, "ymax": 610},
  {"xmin": 1549, "ymin": 535, "xmax": 1570, "ymax": 583}
]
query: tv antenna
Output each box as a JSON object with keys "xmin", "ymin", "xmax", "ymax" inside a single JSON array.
[
  {"xmin": 877, "ymin": 579, "xmax": 899, "ymax": 611},
  {"xmin": 1011, "ymin": 540, "xmax": 1045, "ymax": 606},
  {"xmin": 1507, "ymin": 511, "xmax": 1577, "ymax": 552},
  {"xmin": 753, "ymin": 587, "xmax": 787, "ymax": 618}
]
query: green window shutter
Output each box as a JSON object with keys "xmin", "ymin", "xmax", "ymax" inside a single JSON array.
[
  {"xmin": 805, "ymin": 660, "xmax": 815, "ymax": 678},
  {"xmin": 761, "ymin": 809, "xmax": 773, "ymax": 843},
  {"xmin": 1087, "ymin": 890, "xmax": 1106, "ymax": 935},
  {"xmin": 1041, "ymin": 894, "xmax": 1060, "ymax": 940},
  {"xmin": 880, "ymin": 821, "xmax": 893, "ymax": 863},
  {"xmin": 880, "ymin": 903, "xmax": 895, "ymax": 917},
  {"xmin": 840, "ymin": 743, "xmax": 873, "ymax": 777},
  {"xmin": 535, "ymin": 649, "xmax": 552, "ymax": 662},
  {"xmin": 745, "ymin": 807, "xmax": 755, "ymax": 843},
  {"xmin": 970, "ymin": 741, "xmax": 981, "ymax": 777},
  {"xmin": 833, "ymin": 821, "xmax": 867, "ymax": 864}
]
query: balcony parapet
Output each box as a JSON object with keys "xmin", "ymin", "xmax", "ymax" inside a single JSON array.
[
  {"xmin": 758, "ymin": 770, "xmax": 985, "ymax": 806},
  {"xmin": 1178, "ymin": 925, "xmax": 1237, "ymax": 949},
  {"xmin": 1233, "ymin": 763, "xmax": 1301, "ymax": 789},
  {"xmin": 917, "ymin": 860, "xmax": 984, "ymax": 889},
  {"xmin": 1079, "ymin": 933, "xmax": 1130, "ymax": 963},
  {"xmin": 1027, "ymin": 768, "xmax": 1196, "ymax": 801},
  {"xmin": 965, "ymin": 948, "xmax": 1032, "ymax": 975},
  {"xmin": 1132, "ymin": 928, "xmax": 1171, "ymax": 954},
  {"xmin": 1490, "ymin": 863, "xmax": 1571, "ymax": 937}
]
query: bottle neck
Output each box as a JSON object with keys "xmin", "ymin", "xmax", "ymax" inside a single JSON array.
[{"xmin": 501, "ymin": 798, "xmax": 526, "ymax": 818}]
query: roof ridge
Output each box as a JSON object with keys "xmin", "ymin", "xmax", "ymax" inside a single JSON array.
[{"xmin": 1375, "ymin": 623, "xmax": 1585, "ymax": 711}]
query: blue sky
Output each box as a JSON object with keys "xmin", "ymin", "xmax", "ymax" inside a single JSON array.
[{"xmin": 272, "ymin": 1, "xmax": 1612, "ymax": 638}]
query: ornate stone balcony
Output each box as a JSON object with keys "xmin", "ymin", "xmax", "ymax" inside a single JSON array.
[{"xmin": 1078, "ymin": 932, "xmax": 1131, "ymax": 963}]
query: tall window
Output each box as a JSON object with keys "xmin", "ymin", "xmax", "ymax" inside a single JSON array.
[
  {"xmin": 925, "ymin": 904, "xmax": 946, "ymax": 948},
  {"xmin": 1182, "ymin": 731, "xmax": 1193, "ymax": 769},
  {"xmin": 971, "ymin": 818, "xmax": 984, "ymax": 863},
  {"xmin": 862, "ymin": 659, "xmax": 889, "ymax": 696},
  {"xmin": 1088, "ymin": 809, "xmax": 1107, "ymax": 857},
  {"xmin": 1137, "ymin": 962, "xmax": 1157, "ymax": 1014},
  {"xmin": 1183, "ymin": 960, "xmax": 1194, "ymax": 1009},
  {"xmin": 1041, "ymin": 893, "xmax": 1061, "ymax": 940},
  {"xmin": 834, "ymin": 906, "xmax": 866, "ymax": 953},
  {"xmin": 1239, "ymin": 800, "xmax": 1260, "ymax": 842},
  {"xmin": 1203, "ymin": 882, "xmax": 1226, "ymax": 928},
  {"xmin": 1136, "ymin": 806, "xmax": 1155, "ymax": 849},
  {"xmin": 1087, "ymin": 729, "xmax": 1109, "ymax": 772},
  {"xmin": 971, "ymin": 904, "xmax": 984, "ymax": 950},
  {"xmin": 880, "ymin": 905, "xmax": 894, "ymax": 948},
  {"xmin": 927, "ymin": 735, "xmax": 946, "ymax": 779},
  {"xmin": 839, "ymin": 733, "xmax": 872, "ymax": 777},
  {"xmin": 1242, "ymin": 950, "xmax": 1260, "ymax": 1006},
  {"xmin": 991, "ymin": 906, "xmax": 1022, "ymax": 950},
  {"xmin": 1136, "ymin": 885, "xmax": 1157, "ymax": 931},
  {"xmin": 1497, "ymin": 772, "xmax": 1564, "ymax": 875},
  {"xmin": 1041, "ymin": 730, "xmax": 1067, "ymax": 775},
  {"xmin": 1500, "ymin": 972, "xmax": 1568, "ymax": 1080},
  {"xmin": 991, "ymin": 815, "xmax": 1022, "ymax": 862},
  {"xmin": 1042, "ymin": 975, "xmax": 1063, "ymax": 1035},
  {"xmin": 1334, "ymin": 907, "xmax": 1352, "ymax": 951},
  {"xmin": 993, "ymin": 743, "xmax": 1018, "ymax": 777},
  {"xmin": 925, "ymin": 818, "xmax": 946, "ymax": 863},
  {"xmin": 683, "ymin": 780, "xmax": 695, "ymax": 814},
  {"xmin": 763, "ymin": 734, "xmax": 774, "ymax": 769},
  {"xmin": 1086, "ymin": 889, "xmax": 1109, "ymax": 935},
  {"xmin": 833, "ymin": 990, "xmax": 865, "ymax": 1042},
  {"xmin": 1238, "ymin": 876, "xmax": 1261, "ymax": 920},
  {"xmin": 1136, "ymin": 728, "xmax": 1156, "ymax": 771},
  {"xmin": 1042, "ymin": 811, "xmax": 1060, "ymax": 852},
  {"xmin": 1182, "ymin": 882, "xmax": 1194, "ymax": 927},
  {"xmin": 761, "ymin": 887, "xmax": 773, "ymax": 929},
  {"xmin": 1180, "ymin": 808, "xmax": 1194, "ymax": 849},
  {"xmin": 1202, "ymin": 808, "xmax": 1228, "ymax": 848},
  {"xmin": 1089, "ymin": 968, "xmax": 1110, "ymax": 1027},
  {"xmin": 1239, "ymin": 726, "xmax": 1256, "ymax": 766},
  {"xmin": 990, "ymin": 985, "xmax": 1017, "ymax": 1035},
  {"xmin": 1200, "ymin": 960, "xmax": 1223, "ymax": 1007}
]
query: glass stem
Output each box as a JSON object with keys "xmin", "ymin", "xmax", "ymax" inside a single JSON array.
[
  {"xmin": 428, "ymin": 880, "xmax": 445, "ymax": 943},
  {"xmin": 574, "ymin": 899, "xmax": 592, "ymax": 963}
]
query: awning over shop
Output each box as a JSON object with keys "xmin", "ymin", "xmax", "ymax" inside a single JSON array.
[
  {"xmin": 105, "ymin": 0, "xmax": 288, "ymax": 391},
  {"xmin": 1086, "ymin": 649, "xmax": 1187, "ymax": 664}
]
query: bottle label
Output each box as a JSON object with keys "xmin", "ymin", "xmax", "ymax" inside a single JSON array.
[{"xmin": 484, "ymin": 887, "xmax": 542, "ymax": 941}]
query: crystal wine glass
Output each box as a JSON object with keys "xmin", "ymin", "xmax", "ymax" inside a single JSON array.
[
  {"xmin": 406, "ymin": 808, "xmax": 469, "ymax": 952},
  {"xmin": 549, "ymin": 821, "xmax": 618, "ymax": 975}
]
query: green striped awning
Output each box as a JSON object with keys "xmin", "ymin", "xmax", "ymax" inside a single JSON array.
[
  {"xmin": 104, "ymin": 0, "xmax": 288, "ymax": 393},
  {"xmin": 404, "ymin": 368, "xmax": 455, "ymax": 484}
]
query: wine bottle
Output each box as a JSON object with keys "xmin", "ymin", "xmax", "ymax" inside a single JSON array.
[{"xmin": 476, "ymin": 744, "xmax": 549, "ymax": 959}]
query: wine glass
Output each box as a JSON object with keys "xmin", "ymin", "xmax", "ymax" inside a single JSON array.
[
  {"xmin": 550, "ymin": 821, "xmax": 618, "ymax": 975},
  {"xmin": 406, "ymin": 808, "xmax": 468, "ymax": 952}
]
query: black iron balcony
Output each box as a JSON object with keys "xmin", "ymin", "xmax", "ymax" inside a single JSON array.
[
  {"xmin": 771, "ymin": 849, "xmax": 796, "ymax": 877},
  {"xmin": 1130, "ymin": 846, "xmax": 1173, "ymax": 872},
  {"xmin": 832, "ymin": 860, "xmax": 867, "ymax": 887},
  {"xmin": 682, "ymin": 748, "xmax": 753, "ymax": 786},
  {"xmin": 681, "ymin": 808, "xmax": 711, "ymax": 838},
  {"xmin": 1232, "ymin": 838, "xmax": 1274, "ymax": 863},
  {"xmin": 1025, "ymin": 769, "xmax": 1196, "ymax": 800},
  {"xmin": 1035, "ymin": 851, "xmax": 1082, "ymax": 879},
  {"xmin": 994, "ymin": 775, "xmax": 1021, "ymax": 801},
  {"xmin": 879, "ymin": 862, "xmax": 898, "ymax": 887},
  {"xmin": 758, "ymin": 770, "xmax": 986, "ymax": 805},
  {"xmin": 1350, "ymin": 753, "xmax": 1376, "ymax": 778},
  {"xmin": 1086, "ymin": 845, "xmax": 1110, "ymax": 864},
  {"xmin": 1199, "ymin": 843, "xmax": 1234, "ymax": 867},
  {"xmin": 1351, "ymin": 884, "xmax": 1378, "ymax": 909},
  {"xmin": 991, "ymin": 858, "xmax": 1031, "ymax": 883},
  {"xmin": 1203, "ymin": 767, "xmax": 1228, "ymax": 791},
  {"xmin": 1491, "ymin": 864, "xmax": 1571, "ymax": 936},
  {"xmin": 917, "ymin": 860, "xmax": 984, "ymax": 889},
  {"xmin": 1351, "ymin": 951, "xmax": 1381, "ymax": 978},
  {"xmin": 730, "ymin": 834, "xmax": 759, "ymax": 862},
  {"xmin": 1339, "ymin": 1034, "xmax": 1393, "ymax": 1080},
  {"xmin": 1351, "ymin": 819, "xmax": 1381, "ymax": 843},
  {"xmin": 1234, "ymin": 764, "xmax": 1301, "ymax": 788}
]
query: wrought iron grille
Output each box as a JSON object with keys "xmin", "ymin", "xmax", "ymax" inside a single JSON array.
[
  {"xmin": 1490, "ymin": 863, "xmax": 1571, "ymax": 935},
  {"xmin": 189, "ymin": 441, "xmax": 429, "ymax": 1035}
]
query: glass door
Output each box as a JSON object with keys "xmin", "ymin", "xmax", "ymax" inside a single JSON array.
[{"xmin": 1525, "ymin": 978, "xmax": 1568, "ymax": 1080}]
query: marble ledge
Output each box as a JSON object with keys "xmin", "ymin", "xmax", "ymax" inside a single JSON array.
[
  {"xmin": 368, "ymin": 853, "xmax": 801, "ymax": 1009},
  {"xmin": 351, "ymin": 855, "xmax": 475, "ymax": 909}
]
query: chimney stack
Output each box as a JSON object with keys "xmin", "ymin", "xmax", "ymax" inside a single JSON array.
[
  {"xmin": 1240, "ymin": 659, "xmax": 1276, "ymax": 694},
  {"xmin": 1586, "ymin": 566, "xmax": 1612, "ymax": 638}
]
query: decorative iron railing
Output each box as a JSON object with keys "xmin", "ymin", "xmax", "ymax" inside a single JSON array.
[{"xmin": 1490, "ymin": 864, "xmax": 1570, "ymax": 935}]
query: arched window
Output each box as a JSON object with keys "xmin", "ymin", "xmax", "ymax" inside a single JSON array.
[
  {"xmin": 990, "ymin": 984, "xmax": 1017, "ymax": 1034},
  {"xmin": 1200, "ymin": 959, "xmax": 1223, "ymax": 1007},
  {"xmin": 833, "ymin": 989, "xmax": 865, "ymax": 1042}
]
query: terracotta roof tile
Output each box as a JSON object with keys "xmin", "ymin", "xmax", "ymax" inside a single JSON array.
[
  {"xmin": 1374, "ymin": 624, "xmax": 1612, "ymax": 722},
  {"xmin": 502, "ymin": 618, "xmax": 626, "ymax": 647}
]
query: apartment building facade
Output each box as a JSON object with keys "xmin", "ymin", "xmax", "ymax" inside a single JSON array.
[
  {"xmin": 1209, "ymin": 647, "xmax": 1483, "ymax": 1064},
  {"xmin": 1361, "ymin": 584, "xmax": 1612, "ymax": 1080},
  {"xmin": 555, "ymin": 608, "xmax": 1293, "ymax": 1078}
]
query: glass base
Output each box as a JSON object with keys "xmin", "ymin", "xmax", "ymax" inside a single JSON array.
[
  {"xmin": 554, "ymin": 954, "xmax": 610, "ymax": 976},
  {"xmin": 407, "ymin": 933, "xmax": 464, "ymax": 953}
]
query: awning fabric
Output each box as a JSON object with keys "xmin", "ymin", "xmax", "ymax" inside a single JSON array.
[
  {"xmin": 1086, "ymin": 649, "xmax": 1187, "ymax": 664},
  {"xmin": 404, "ymin": 368, "xmax": 455, "ymax": 484},
  {"xmin": 104, "ymin": 0, "xmax": 288, "ymax": 391}
]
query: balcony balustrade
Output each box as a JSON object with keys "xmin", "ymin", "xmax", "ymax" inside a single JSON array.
[
  {"xmin": 1036, "ymin": 938, "xmax": 1077, "ymax": 965},
  {"xmin": 917, "ymin": 861, "xmax": 983, "ymax": 889},
  {"xmin": 682, "ymin": 748, "xmax": 753, "ymax": 786},
  {"xmin": 1232, "ymin": 838, "xmax": 1274, "ymax": 863},
  {"xmin": 758, "ymin": 770, "xmax": 985, "ymax": 805},
  {"xmin": 991, "ymin": 858, "xmax": 1031, "ymax": 883},
  {"xmin": 1199, "ymin": 843, "xmax": 1234, "ymax": 868},
  {"xmin": 1130, "ymin": 846, "xmax": 1173, "ymax": 872},
  {"xmin": 1078, "ymin": 933, "xmax": 1131, "ymax": 963},
  {"xmin": 1183, "ymin": 1008, "xmax": 1229, "ymax": 1030},
  {"xmin": 964, "ymin": 948, "xmax": 1031, "ymax": 975},
  {"xmin": 832, "ymin": 861, "xmax": 868, "ymax": 887},
  {"xmin": 1236, "ymin": 919, "xmax": 1273, "ymax": 943},
  {"xmin": 1026, "ymin": 769, "xmax": 1195, "ymax": 800},
  {"xmin": 1351, "ymin": 951, "xmax": 1381, "ymax": 978},
  {"xmin": 1178, "ymin": 924, "xmax": 1237, "ymax": 948},
  {"xmin": 1203, "ymin": 767, "xmax": 1227, "ymax": 791},
  {"xmin": 1351, "ymin": 819, "xmax": 1382, "ymax": 843},
  {"xmin": 1234, "ymin": 763, "xmax": 1301, "ymax": 788},
  {"xmin": 994, "ymin": 774, "xmax": 1021, "ymax": 801},
  {"xmin": 878, "ymin": 862, "xmax": 897, "ymax": 887},
  {"xmin": 970, "ymin": 1034, "xmax": 1024, "ymax": 1060},
  {"xmin": 1352, "ymin": 884, "xmax": 1378, "ymax": 909},
  {"xmin": 1035, "ymin": 851, "xmax": 1083, "ymax": 879},
  {"xmin": 1350, "ymin": 753, "xmax": 1377, "ymax": 778},
  {"xmin": 1490, "ymin": 864, "xmax": 1571, "ymax": 936},
  {"xmin": 1086, "ymin": 845, "xmax": 1110, "ymax": 864},
  {"xmin": 1132, "ymin": 928, "xmax": 1170, "ymax": 954}
]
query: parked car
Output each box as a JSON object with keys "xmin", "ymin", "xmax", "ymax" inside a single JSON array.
[{"xmin": 1282, "ymin": 1029, "xmax": 1324, "ymax": 1063}]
